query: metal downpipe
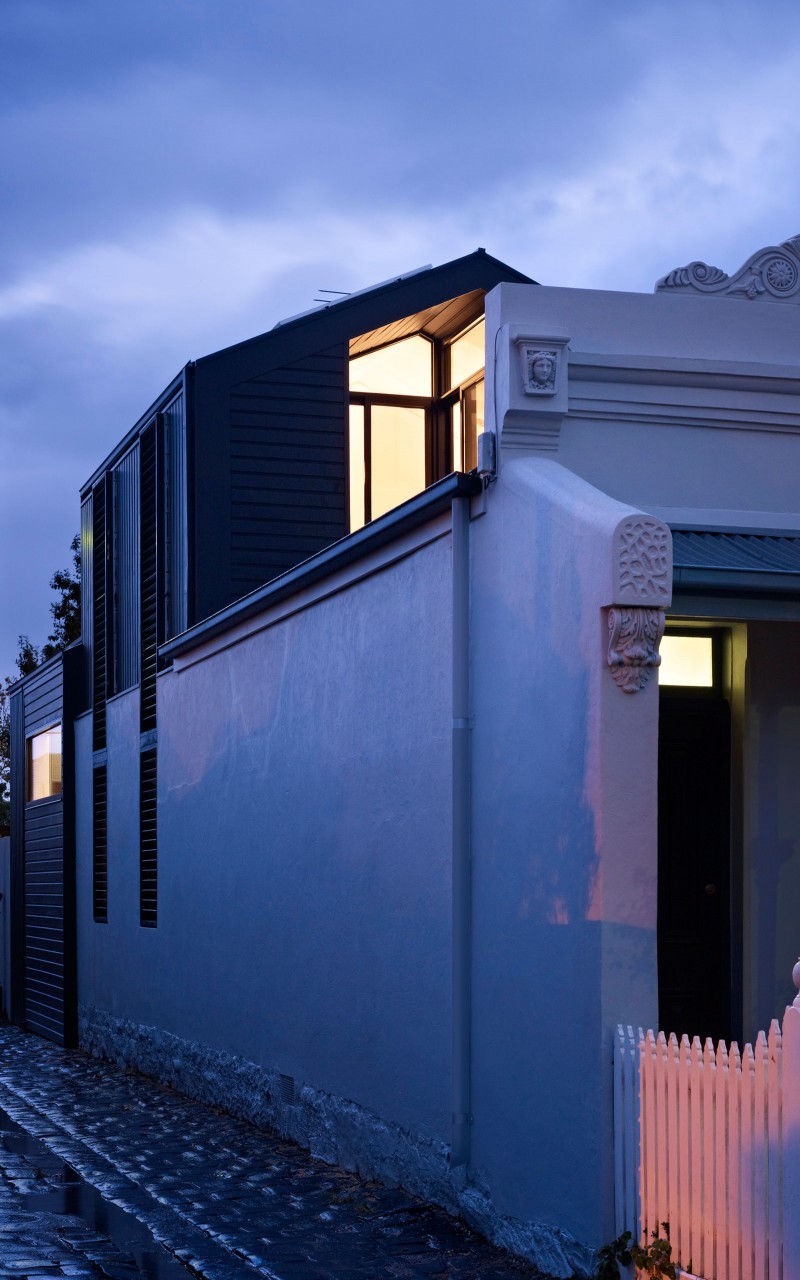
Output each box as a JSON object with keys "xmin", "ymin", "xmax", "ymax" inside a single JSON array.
[{"xmin": 450, "ymin": 493, "xmax": 472, "ymax": 1169}]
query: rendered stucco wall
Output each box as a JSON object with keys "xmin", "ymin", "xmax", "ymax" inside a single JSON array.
[
  {"xmin": 469, "ymin": 458, "xmax": 660, "ymax": 1249},
  {"xmin": 78, "ymin": 535, "xmax": 454, "ymax": 1144},
  {"xmin": 487, "ymin": 282, "xmax": 800, "ymax": 530}
]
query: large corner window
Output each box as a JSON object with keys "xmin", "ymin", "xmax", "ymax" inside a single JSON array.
[
  {"xmin": 27, "ymin": 725, "xmax": 62, "ymax": 802},
  {"xmin": 348, "ymin": 316, "xmax": 486, "ymax": 532}
]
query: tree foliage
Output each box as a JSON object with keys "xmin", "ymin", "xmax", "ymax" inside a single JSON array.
[{"xmin": 0, "ymin": 535, "xmax": 80, "ymax": 830}]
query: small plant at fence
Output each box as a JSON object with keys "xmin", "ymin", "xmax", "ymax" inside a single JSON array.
[{"xmin": 595, "ymin": 1223, "xmax": 677, "ymax": 1280}]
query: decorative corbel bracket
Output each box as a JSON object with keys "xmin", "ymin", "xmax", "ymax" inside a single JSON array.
[
  {"xmin": 607, "ymin": 607, "xmax": 665, "ymax": 693},
  {"xmin": 494, "ymin": 325, "xmax": 570, "ymax": 453},
  {"xmin": 605, "ymin": 515, "xmax": 671, "ymax": 693}
]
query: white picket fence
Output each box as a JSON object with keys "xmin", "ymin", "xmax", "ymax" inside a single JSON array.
[{"xmin": 615, "ymin": 964, "xmax": 800, "ymax": 1280}]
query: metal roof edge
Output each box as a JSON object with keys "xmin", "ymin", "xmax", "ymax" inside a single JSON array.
[
  {"xmin": 194, "ymin": 250, "xmax": 536, "ymax": 368},
  {"xmin": 161, "ymin": 472, "xmax": 483, "ymax": 661}
]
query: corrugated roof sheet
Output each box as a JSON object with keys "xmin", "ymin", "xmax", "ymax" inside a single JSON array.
[{"xmin": 672, "ymin": 529, "xmax": 800, "ymax": 574}]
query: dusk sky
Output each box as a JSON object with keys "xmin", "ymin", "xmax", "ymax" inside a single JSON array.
[{"xmin": 2, "ymin": 0, "xmax": 799, "ymax": 678}]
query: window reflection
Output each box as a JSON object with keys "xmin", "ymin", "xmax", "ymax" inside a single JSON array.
[
  {"xmin": 349, "ymin": 335, "xmax": 432, "ymax": 397},
  {"xmin": 27, "ymin": 725, "xmax": 62, "ymax": 802}
]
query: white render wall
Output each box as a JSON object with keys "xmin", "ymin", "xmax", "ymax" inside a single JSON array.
[
  {"xmin": 73, "ymin": 276, "xmax": 800, "ymax": 1270},
  {"xmin": 487, "ymin": 282, "xmax": 800, "ymax": 530},
  {"xmin": 76, "ymin": 462, "xmax": 667, "ymax": 1270}
]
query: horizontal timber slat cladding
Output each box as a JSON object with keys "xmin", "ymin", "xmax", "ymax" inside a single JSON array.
[
  {"xmin": 229, "ymin": 342, "xmax": 347, "ymax": 593},
  {"xmin": 232, "ymin": 488, "xmax": 344, "ymax": 512},
  {"xmin": 229, "ymin": 472, "xmax": 346, "ymax": 496},
  {"xmin": 234, "ymin": 385, "xmax": 345, "ymax": 410}
]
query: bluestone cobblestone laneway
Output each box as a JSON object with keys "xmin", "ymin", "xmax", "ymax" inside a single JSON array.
[{"xmin": 0, "ymin": 1025, "xmax": 548, "ymax": 1280}]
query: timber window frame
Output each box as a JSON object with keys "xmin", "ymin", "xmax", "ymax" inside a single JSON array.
[
  {"xmin": 26, "ymin": 723, "xmax": 62, "ymax": 804},
  {"xmin": 347, "ymin": 314, "xmax": 487, "ymax": 532}
]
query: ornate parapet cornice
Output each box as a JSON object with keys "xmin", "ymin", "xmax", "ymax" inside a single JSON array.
[{"xmin": 655, "ymin": 234, "xmax": 800, "ymax": 303}]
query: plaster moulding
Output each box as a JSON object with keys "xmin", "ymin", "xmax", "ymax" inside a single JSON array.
[
  {"xmin": 607, "ymin": 606, "xmax": 665, "ymax": 693},
  {"xmin": 656, "ymin": 233, "xmax": 800, "ymax": 303},
  {"xmin": 612, "ymin": 516, "xmax": 672, "ymax": 606},
  {"xmin": 605, "ymin": 514, "xmax": 671, "ymax": 692},
  {"xmin": 494, "ymin": 325, "xmax": 570, "ymax": 453}
]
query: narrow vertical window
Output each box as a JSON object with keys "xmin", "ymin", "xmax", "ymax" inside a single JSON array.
[{"xmin": 27, "ymin": 726, "xmax": 62, "ymax": 802}]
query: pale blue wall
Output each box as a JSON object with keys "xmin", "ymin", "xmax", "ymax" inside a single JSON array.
[{"xmin": 77, "ymin": 537, "xmax": 454, "ymax": 1144}]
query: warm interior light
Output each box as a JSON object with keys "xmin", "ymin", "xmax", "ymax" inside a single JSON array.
[
  {"xmin": 448, "ymin": 318, "xmax": 485, "ymax": 389},
  {"xmin": 659, "ymin": 635, "xmax": 714, "ymax": 687},
  {"xmin": 27, "ymin": 725, "xmax": 62, "ymax": 802},
  {"xmin": 349, "ymin": 335, "xmax": 432, "ymax": 396},
  {"xmin": 369, "ymin": 405, "xmax": 426, "ymax": 519},
  {"xmin": 348, "ymin": 405, "xmax": 365, "ymax": 531}
]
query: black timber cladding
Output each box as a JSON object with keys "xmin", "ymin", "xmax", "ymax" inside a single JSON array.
[
  {"xmin": 77, "ymin": 253, "xmax": 532, "ymax": 632},
  {"xmin": 9, "ymin": 650, "xmax": 79, "ymax": 1046},
  {"xmin": 230, "ymin": 344, "xmax": 347, "ymax": 595},
  {"xmin": 191, "ymin": 251, "xmax": 534, "ymax": 625}
]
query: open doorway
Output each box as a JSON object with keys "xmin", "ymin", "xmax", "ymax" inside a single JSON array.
[{"xmin": 657, "ymin": 629, "xmax": 733, "ymax": 1043}]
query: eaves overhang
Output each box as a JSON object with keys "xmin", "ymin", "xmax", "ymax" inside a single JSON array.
[
  {"xmin": 160, "ymin": 472, "xmax": 483, "ymax": 661},
  {"xmin": 671, "ymin": 526, "xmax": 800, "ymax": 597}
]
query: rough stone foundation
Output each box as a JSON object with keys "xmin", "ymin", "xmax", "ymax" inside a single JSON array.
[{"xmin": 79, "ymin": 1005, "xmax": 594, "ymax": 1278}]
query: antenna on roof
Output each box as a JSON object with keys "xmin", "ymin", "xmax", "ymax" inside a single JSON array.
[{"xmin": 313, "ymin": 289, "xmax": 351, "ymax": 302}]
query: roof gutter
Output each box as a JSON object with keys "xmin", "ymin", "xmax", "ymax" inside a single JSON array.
[{"xmin": 161, "ymin": 472, "xmax": 483, "ymax": 661}]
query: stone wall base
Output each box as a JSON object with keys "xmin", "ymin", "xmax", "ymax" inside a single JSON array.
[{"xmin": 79, "ymin": 1006, "xmax": 594, "ymax": 1278}]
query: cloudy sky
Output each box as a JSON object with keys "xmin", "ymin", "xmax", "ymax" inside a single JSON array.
[{"xmin": 1, "ymin": 0, "xmax": 799, "ymax": 677}]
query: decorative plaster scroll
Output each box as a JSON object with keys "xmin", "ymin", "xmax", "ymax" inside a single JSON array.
[
  {"xmin": 616, "ymin": 518, "xmax": 671, "ymax": 603},
  {"xmin": 655, "ymin": 234, "xmax": 800, "ymax": 303},
  {"xmin": 607, "ymin": 607, "xmax": 665, "ymax": 693}
]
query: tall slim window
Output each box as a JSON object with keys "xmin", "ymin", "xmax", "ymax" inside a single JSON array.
[
  {"xmin": 349, "ymin": 334, "xmax": 432, "ymax": 530},
  {"xmin": 27, "ymin": 725, "xmax": 62, "ymax": 802},
  {"xmin": 445, "ymin": 318, "xmax": 485, "ymax": 475}
]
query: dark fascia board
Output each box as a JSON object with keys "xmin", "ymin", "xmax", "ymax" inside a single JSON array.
[
  {"xmin": 161, "ymin": 472, "xmax": 482, "ymax": 661},
  {"xmin": 673, "ymin": 568, "xmax": 800, "ymax": 596},
  {"xmin": 8, "ymin": 648, "xmax": 65, "ymax": 696},
  {"xmin": 192, "ymin": 250, "xmax": 535, "ymax": 384},
  {"xmin": 80, "ymin": 367, "xmax": 188, "ymax": 499},
  {"xmin": 77, "ymin": 251, "xmax": 533, "ymax": 495},
  {"xmin": 670, "ymin": 523, "xmax": 800, "ymax": 536}
]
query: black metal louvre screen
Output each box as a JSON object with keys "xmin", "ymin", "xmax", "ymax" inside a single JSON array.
[
  {"xmin": 91, "ymin": 476, "xmax": 110, "ymax": 925},
  {"xmin": 139, "ymin": 417, "xmax": 161, "ymax": 927},
  {"xmin": 92, "ymin": 764, "xmax": 108, "ymax": 922},
  {"xmin": 91, "ymin": 477, "xmax": 108, "ymax": 751},
  {"xmin": 139, "ymin": 419, "xmax": 160, "ymax": 732},
  {"xmin": 139, "ymin": 748, "xmax": 157, "ymax": 926}
]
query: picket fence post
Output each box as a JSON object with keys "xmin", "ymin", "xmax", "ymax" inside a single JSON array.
[{"xmin": 783, "ymin": 958, "xmax": 800, "ymax": 1280}]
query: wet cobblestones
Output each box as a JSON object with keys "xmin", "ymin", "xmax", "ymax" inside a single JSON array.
[{"xmin": 0, "ymin": 1025, "xmax": 546, "ymax": 1280}]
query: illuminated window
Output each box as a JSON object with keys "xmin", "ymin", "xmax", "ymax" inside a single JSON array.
[
  {"xmin": 348, "ymin": 312, "xmax": 487, "ymax": 532},
  {"xmin": 659, "ymin": 635, "xmax": 715, "ymax": 687},
  {"xmin": 27, "ymin": 725, "xmax": 62, "ymax": 802},
  {"xmin": 448, "ymin": 318, "xmax": 484, "ymax": 390},
  {"xmin": 446, "ymin": 319, "xmax": 485, "ymax": 475},
  {"xmin": 369, "ymin": 406, "xmax": 426, "ymax": 520},
  {"xmin": 349, "ymin": 335, "xmax": 432, "ymax": 397}
]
